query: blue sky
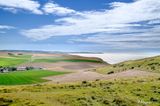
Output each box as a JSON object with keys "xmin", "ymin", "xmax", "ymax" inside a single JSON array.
[{"xmin": 0, "ymin": 0, "xmax": 160, "ymax": 53}]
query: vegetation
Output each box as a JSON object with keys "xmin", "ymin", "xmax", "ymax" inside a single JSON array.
[
  {"xmin": 0, "ymin": 54, "xmax": 31, "ymax": 67},
  {"xmin": 96, "ymin": 56, "xmax": 160, "ymax": 74},
  {"xmin": 0, "ymin": 70, "xmax": 66, "ymax": 85},
  {"xmin": 33, "ymin": 58, "xmax": 104, "ymax": 63},
  {"xmin": 9, "ymin": 54, "xmax": 31, "ymax": 59},
  {"xmin": 0, "ymin": 57, "xmax": 28, "ymax": 67},
  {"xmin": 0, "ymin": 77, "xmax": 160, "ymax": 106}
]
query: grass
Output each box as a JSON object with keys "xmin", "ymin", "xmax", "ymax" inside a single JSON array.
[
  {"xmin": 0, "ymin": 76, "xmax": 160, "ymax": 106},
  {"xmin": 0, "ymin": 70, "xmax": 66, "ymax": 85},
  {"xmin": 33, "ymin": 58, "xmax": 104, "ymax": 63},
  {"xmin": 0, "ymin": 54, "xmax": 32, "ymax": 67},
  {"xmin": 9, "ymin": 54, "xmax": 31, "ymax": 58},
  {"xmin": 0, "ymin": 57, "xmax": 28, "ymax": 67},
  {"xmin": 96, "ymin": 56, "xmax": 160, "ymax": 74}
]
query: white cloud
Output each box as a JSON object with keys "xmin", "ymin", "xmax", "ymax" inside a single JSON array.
[
  {"xmin": 0, "ymin": 25, "xmax": 15, "ymax": 34},
  {"xmin": 20, "ymin": 0, "xmax": 160, "ymax": 50},
  {"xmin": 0, "ymin": 0, "xmax": 77, "ymax": 15},
  {"xmin": 0, "ymin": 7, "xmax": 18, "ymax": 13},
  {"xmin": 21, "ymin": 0, "xmax": 160, "ymax": 41},
  {"xmin": 0, "ymin": 25, "xmax": 15, "ymax": 29},
  {"xmin": 73, "ymin": 25, "xmax": 160, "ymax": 49},
  {"xmin": 0, "ymin": 0, "xmax": 42, "ymax": 14},
  {"xmin": 42, "ymin": 2, "xmax": 76, "ymax": 16}
]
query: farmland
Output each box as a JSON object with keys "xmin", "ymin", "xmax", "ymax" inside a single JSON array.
[
  {"xmin": 0, "ymin": 52, "xmax": 106, "ymax": 85},
  {"xmin": 0, "ymin": 70, "xmax": 66, "ymax": 85},
  {"xmin": 32, "ymin": 58, "xmax": 103, "ymax": 63},
  {"xmin": 0, "ymin": 57, "xmax": 29, "ymax": 67}
]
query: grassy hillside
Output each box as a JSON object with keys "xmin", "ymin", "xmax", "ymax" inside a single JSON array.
[
  {"xmin": 96, "ymin": 56, "xmax": 160, "ymax": 74},
  {"xmin": 0, "ymin": 70, "xmax": 66, "ymax": 85},
  {"xmin": 0, "ymin": 76, "xmax": 160, "ymax": 106}
]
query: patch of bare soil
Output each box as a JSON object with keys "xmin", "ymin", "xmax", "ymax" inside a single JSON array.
[
  {"xmin": 44, "ymin": 70, "xmax": 159, "ymax": 84},
  {"xmin": 102, "ymin": 70, "xmax": 158, "ymax": 80},
  {"xmin": 44, "ymin": 71, "xmax": 104, "ymax": 83}
]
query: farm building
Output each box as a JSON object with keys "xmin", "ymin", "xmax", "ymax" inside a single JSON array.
[
  {"xmin": 17, "ymin": 67, "xmax": 26, "ymax": 71},
  {"xmin": 0, "ymin": 68, "xmax": 9, "ymax": 73},
  {"xmin": 0, "ymin": 66, "xmax": 43, "ymax": 73}
]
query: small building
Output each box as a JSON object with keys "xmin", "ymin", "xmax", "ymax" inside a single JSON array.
[
  {"xmin": 17, "ymin": 67, "xmax": 26, "ymax": 71},
  {"xmin": 0, "ymin": 68, "xmax": 9, "ymax": 73},
  {"xmin": 34, "ymin": 67, "xmax": 43, "ymax": 70}
]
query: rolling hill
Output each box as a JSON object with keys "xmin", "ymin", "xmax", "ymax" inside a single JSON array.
[{"xmin": 96, "ymin": 56, "xmax": 160, "ymax": 74}]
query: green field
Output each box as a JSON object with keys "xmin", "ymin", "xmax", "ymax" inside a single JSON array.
[
  {"xmin": 0, "ymin": 70, "xmax": 66, "ymax": 85},
  {"xmin": 0, "ymin": 55, "xmax": 31, "ymax": 67},
  {"xmin": 0, "ymin": 57, "xmax": 29, "ymax": 67},
  {"xmin": 32, "ymin": 58, "xmax": 104, "ymax": 63},
  {"xmin": 96, "ymin": 56, "xmax": 160, "ymax": 74},
  {"xmin": 9, "ymin": 54, "xmax": 31, "ymax": 59},
  {"xmin": 0, "ymin": 76, "xmax": 160, "ymax": 106}
]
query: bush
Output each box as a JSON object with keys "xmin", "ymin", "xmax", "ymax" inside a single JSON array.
[
  {"xmin": 8, "ymin": 53, "xmax": 14, "ymax": 56},
  {"xmin": 95, "ymin": 79, "xmax": 100, "ymax": 81},
  {"xmin": 113, "ymin": 98, "xmax": 123, "ymax": 105},
  {"xmin": 151, "ymin": 66, "xmax": 155, "ymax": 70},
  {"xmin": 0, "ymin": 97, "xmax": 13, "ymax": 105},
  {"xmin": 8, "ymin": 67, "xmax": 17, "ymax": 71},
  {"xmin": 82, "ymin": 81, "xmax": 87, "ymax": 84},
  {"xmin": 150, "ymin": 97, "xmax": 158, "ymax": 102},
  {"xmin": 103, "ymin": 100, "xmax": 109, "ymax": 104},
  {"xmin": 18, "ymin": 53, "xmax": 23, "ymax": 55},
  {"xmin": 107, "ymin": 71, "xmax": 114, "ymax": 74},
  {"xmin": 26, "ymin": 67, "xmax": 34, "ymax": 70}
]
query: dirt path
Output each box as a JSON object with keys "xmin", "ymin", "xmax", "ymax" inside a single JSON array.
[{"xmin": 44, "ymin": 69, "xmax": 158, "ymax": 84}]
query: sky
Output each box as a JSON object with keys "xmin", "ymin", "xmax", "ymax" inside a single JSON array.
[{"xmin": 0, "ymin": 0, "xmax": 160, "ymax": 53}]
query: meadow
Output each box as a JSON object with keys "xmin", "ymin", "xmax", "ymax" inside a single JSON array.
[
  {"xmin": 32, "ymin": 57, "xmax": 104, "ymax": 63},
  {"xmin": 0, "ymin": 76, "xmax": 160, "ymax": 106},
  {"xmin": 0, "ymin": 57, "xmax": 29, "ymax": 67},
  {"xmin": 0, "ymin": 54, "xmax": 32, "ymax": 66},
  {"xmin": 0, "ymin": 70, "xmax": 66, "ymax": 85}
]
